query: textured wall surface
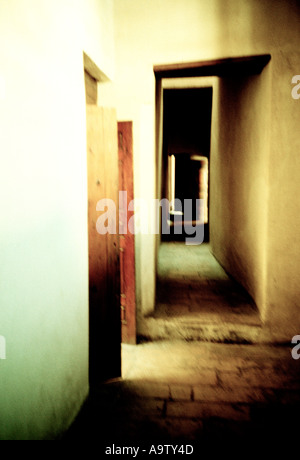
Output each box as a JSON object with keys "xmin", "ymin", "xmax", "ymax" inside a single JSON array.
[{"xmin": 0, "ymin": 0, "xmax": 115, "ymax": 440}]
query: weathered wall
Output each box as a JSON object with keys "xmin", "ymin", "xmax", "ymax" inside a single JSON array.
[
  {"xmin": 264, "ymin": 51, "xmax": 300, "ymax": 341},
  {"xmin": 113, "ymin": 0, "xmax": 300, "ymax": 341},
  {"xmin": 210, "ymin": 1, "xmax": 300, "ymax": 340},
  {"xmin": 210, "ymin": 68, "xmax": 271, "ymax": 321},
  {"xmin": 0, "ymin": 0, "xmax": 114, "ymax": 440}
]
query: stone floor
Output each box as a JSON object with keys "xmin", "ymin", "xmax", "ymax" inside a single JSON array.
[
  {"xmin": 64, "ymin": 340, "xmax": 300, "ymax": 451},
  {"xmin": 64, "ymin": 243, "xmax": 300, "ymax": 451},
  {"xmin": 140, "ymin": 242, "xmax": 261, "ymax": 343}
]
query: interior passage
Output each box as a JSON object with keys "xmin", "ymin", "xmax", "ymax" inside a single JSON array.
[{"xmin": 155, "ymin": 242, "xmax": 259, "ymax": 328}]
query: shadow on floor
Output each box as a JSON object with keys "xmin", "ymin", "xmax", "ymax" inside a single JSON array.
[
  {"xmin": 63, "ymin": 244, "xmax": 299, "ymax": 451},
  {"xmin": 63, "ymin": 341, "xmax": 300, "ymax": 451}
]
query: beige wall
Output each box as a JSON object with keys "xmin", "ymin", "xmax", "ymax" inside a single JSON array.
[
  {"xmin": 113, "ymin": 0, "xmax": 300, "ymax": 341},
  {"xmin": 0, "ymin": 0, "xmax": 114, "ymax": 440},
  {"xmin": 264, "ymin": 51, "xmax": 300, "ymax": 341},
  {"xmin": 210, "ymin": 67, "xmax": 271, "ymax": 321}
]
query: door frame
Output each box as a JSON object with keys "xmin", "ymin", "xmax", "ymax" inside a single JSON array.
[
  {"xmin": 152, "ymin": 55, "xmax": 271, "ymax": 323},
  {"xmin": 154, "ymin": 76, "xmax": 216, "ymax": 311}
]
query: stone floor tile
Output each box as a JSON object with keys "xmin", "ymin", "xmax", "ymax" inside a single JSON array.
[
  {"xmin": 156, "ymin": 418, "xmax": 203, "ymax": 441},
  {"xmin": 124, "ymin": 381, "xmax": 170, "ymax": 399},
  {"xmin": 169, "ymin": 384, "xmax": 193, "ymax": 401},
  {"xmin": 193, "ymin": 384, "xmax": 268, "ymax": 404},
  {"xmin": 166, "ymin": 401, "xmax": 250, "ymax": 421}
]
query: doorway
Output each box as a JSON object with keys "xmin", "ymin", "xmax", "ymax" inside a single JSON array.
[
  {"xmin": 161, "ymin": 87, "xmax": 212, "ymax": 242},
  {"xmin": 151, "ymin": 81, "xmax": 259, "ymax": 341},
  {"xmin": 140, "ymin": 66, "xmax": 266, "ymax": 342}
]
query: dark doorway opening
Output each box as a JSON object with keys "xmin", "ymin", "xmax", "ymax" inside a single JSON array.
[{"xmin": 161, "ymin": 87, "xmax": 212, "ymax": 242}]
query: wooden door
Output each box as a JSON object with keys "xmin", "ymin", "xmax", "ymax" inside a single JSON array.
[
  {"xmin": 118, "ymin": 122, "xmax": 136, "ymax": 344},
  {"xmin": 86, "ymin": 105, "xmax": 121, "ymax": 383}
]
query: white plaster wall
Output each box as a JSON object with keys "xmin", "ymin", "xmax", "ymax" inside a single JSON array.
[{"xmin": 0, "ymin": 0, "xmax": 114, "ymax": 440}]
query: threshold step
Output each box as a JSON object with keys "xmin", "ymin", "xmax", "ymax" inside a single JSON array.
[{"xmin": 139, "ymin": 316, "xmax": 263, "ymax": 344}]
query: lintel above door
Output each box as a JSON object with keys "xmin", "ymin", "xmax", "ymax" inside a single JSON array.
[{"xmin": 153, "ymin": 54, "xmax": 271, "ymax": 79}]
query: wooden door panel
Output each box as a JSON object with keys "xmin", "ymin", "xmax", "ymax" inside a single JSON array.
[
  {"xmin": 118, "ymin": 121, "xmax": 136, "ymax": 344},
  {"xmin": 86, "ymin": 105, "xmax": 121, "ymax": 383}
]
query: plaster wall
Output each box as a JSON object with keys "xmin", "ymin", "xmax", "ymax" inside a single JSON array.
[
  {"xmin": 210, "ymin": 68, "xmax": 271, "ymax": 320},
  {"xmin": 0, "ymin": 0, "xmax": 115, "ymax": 439},
  {"xmin": 264, "ymin": 51, "xmax": 300, "ymax": 341}
]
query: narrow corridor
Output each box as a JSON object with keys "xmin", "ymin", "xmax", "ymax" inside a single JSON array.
[{"xmin": 140, "ymin": 242, "xmax": 261, "ymax": 343}]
